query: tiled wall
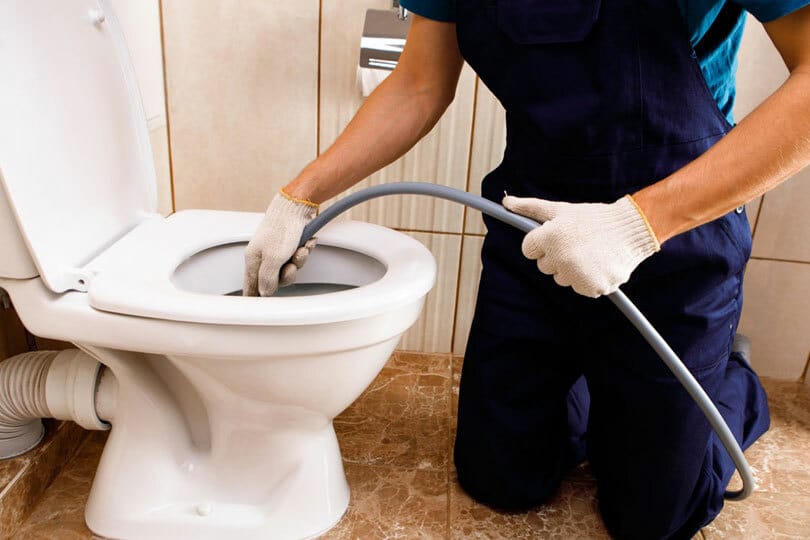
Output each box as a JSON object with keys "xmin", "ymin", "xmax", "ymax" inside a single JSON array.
[
  {"xmin": 160, "ymin": 1, "xmax": 321, "ymax": 212},
  {"xmin": 5, "ymin": 5, "xmax": 806, "ymax": 380},
  {"xmin": 109, "ymin": 0, "xmax": 174, "ymax": 216}
]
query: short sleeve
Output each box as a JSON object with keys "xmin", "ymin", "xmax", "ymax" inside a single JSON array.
[
  {"xmin": 734, "ymin": 0, "xmax": 810, "ymax": 22},
  {"xmin": 399, "ymin": 0, "xmax": 456, "ymax": 22}
]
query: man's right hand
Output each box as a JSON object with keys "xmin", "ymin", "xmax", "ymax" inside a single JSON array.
[{"xmin": 243, "ymin": 190, "xmax": 318, "ymax": 297}]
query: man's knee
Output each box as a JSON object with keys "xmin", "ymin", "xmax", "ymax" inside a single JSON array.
[
  {"xmin": 453, "ymin": 440, "xmax": 565, "ymax": 512},
  {"xmin": 597, "ymin": 474, "xmax": 724, "ymax": 540},
  {"xmin": 454, "ymin": 460, "xmax": 562, "ymax": 512}
]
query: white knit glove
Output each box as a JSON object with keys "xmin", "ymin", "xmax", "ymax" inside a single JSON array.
[
  {"xmin": 243, "ymin": 191, "xmax": 318, "ymax": 297},
  {"xmin": 502, "ymin": 194, "xmax": 660, "ymax": 298}
]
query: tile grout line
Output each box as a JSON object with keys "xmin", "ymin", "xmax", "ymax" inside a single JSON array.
[
  {"xmin": 450, "ymin": 76, "xmax": 481, "ymax": 356},
  {"xmin": 449, "ymin": 236, "xmax": 466, "ymax": 357},
  {"xmin": 157, "ymin": 0, "xmax": 177, "ymax": 214},
  {"xmin": 0, "ymin": 463, "xmax": 29, "ymax": 501},
  {"xmin": 749, "ymin": 255, "xmax": 810, "ymax": 265},
  {"xmin": 750, "ymin": 193, "xmax": 766, "ymax": 240}
]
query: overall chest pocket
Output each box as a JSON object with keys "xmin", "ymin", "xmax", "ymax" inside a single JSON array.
[{"xmin": 497, "ymin": 0, "xmax": 601, "ymax": 44}]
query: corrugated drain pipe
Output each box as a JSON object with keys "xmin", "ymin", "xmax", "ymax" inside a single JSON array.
[{"xmin": 0, "ymin": 349, "xmax": 116, "ymax": 459}]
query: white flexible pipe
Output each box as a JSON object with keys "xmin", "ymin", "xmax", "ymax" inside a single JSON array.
[
  {"xmin": 0, "ymin": 349, "xmax": 116, "ymax": 459},
  {"xmin": 0, "ymin": 351, "xmax": 54, "ymax": 458}
]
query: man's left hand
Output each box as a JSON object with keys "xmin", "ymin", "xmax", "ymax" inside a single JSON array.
[{"xmin": 502, "ymin": 194, "xmax": 661, "ymax": 298}]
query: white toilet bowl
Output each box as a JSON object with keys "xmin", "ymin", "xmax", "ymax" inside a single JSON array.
[
  {"xmin": 0, "ymin": 2, "xmax": 436, "ymax": 538},
  {"xmin": 6, "ymin": 213, "xmax": 434, "ymax": 540}
]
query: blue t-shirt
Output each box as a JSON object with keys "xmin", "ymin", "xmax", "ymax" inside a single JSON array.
[{"xmin": 399, "ymin": 0, "xmax": 809, "ymax": 124}]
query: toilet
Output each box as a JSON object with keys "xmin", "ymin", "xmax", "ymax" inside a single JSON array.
[{"xmin": 0, "ymin": 2, "xmax": 435, "ymax": 539}]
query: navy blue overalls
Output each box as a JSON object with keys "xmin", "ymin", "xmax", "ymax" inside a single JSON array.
[{"xmin": 452, "ymin": 1, "xmax": 771, "ymax": 538}]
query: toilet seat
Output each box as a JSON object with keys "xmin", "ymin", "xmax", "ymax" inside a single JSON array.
[{"xmin": 85, "ymin": 210, "xmax": 436, "ymax": 326}]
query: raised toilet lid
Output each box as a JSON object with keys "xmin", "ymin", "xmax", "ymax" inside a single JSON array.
[{"xmin": 0, "ymin": 0, "xmax": 157, "ymax": 293}]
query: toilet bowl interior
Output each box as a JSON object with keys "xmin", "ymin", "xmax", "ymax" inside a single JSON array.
[{"xmin": 171, "ymin": 242, "xmax": 387, "ymax": 297}]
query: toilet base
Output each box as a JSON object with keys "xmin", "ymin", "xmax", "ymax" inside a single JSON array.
[
  {"xmin": 76, "ymin": 346, "xmax": 379, "ymax": 540},
  {"xmin": 85, "ymin": 422, "xmax": 351, "ymax": 540}
]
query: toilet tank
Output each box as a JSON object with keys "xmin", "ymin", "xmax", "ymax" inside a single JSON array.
[{"xmin": 0, "ymin": 0, "xmax": 158, "ymax": 292}]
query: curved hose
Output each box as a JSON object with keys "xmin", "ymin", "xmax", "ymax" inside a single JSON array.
[{"xmin": 301, "ymin": 182, "xmax": 754, "ymax": 500}]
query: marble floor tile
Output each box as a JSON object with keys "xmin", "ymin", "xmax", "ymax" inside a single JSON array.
[
  {"xmin": 321, "ymin": 465, "xmax": 448, "ymax": 540},
  {"xmin": 0, "ymin": 452, "xmax": 27, "ymax": 494},
  {"xmin": 448, "ymin": 355, "xmax": 463, "ymax": 476},
  {"xmin": 737, "ymin": 379, "xmax": 810, "ymax": 496},
  {"xmin": 449, "ymin": 472, "xmax": 609, "ymax": 540},
  {"xmin": 702, "ymin": 491, "xmax": 810, "ymax": 539},
  {"xmin": 0, "ymin": 420, "xmax": 88, "ymax": 539},
  {"xmin": 11, "ymin": 352, "xmax": 810, "ymax": 540},
  {"xmin": 12, "ymin": 435, "xmax": 449, "ymax": 540},
  {"xmin": 13, "ymin": 431, "xmax": 107, "ymax": 540},
  {"xmin": 0, "ymin": 420, "xmax": 68, "ymax": 496},
  {"xmin": 451, "ymin": 355, "xmax": 462, "ymax": 421},
  {"xmin": 334, "ymin": 352, "xmax": 452, "ymax": 471}
]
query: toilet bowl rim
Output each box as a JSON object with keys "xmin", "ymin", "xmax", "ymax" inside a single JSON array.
[{"xmin": 83, "ymin": 209, "xmax": 437, "ymax": 326}]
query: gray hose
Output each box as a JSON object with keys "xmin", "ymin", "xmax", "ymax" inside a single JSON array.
[{"xmin": 302, "ymin": 181, "xmax": 753, "ymax": 501}]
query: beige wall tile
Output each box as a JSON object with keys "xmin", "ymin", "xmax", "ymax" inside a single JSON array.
[
  {"xmin": 398, "ymin": 232, "xmax": 461, "ymax": 353},
  {"xmin": 453, "ymin": 235, "xmax": 484, "ymax": 355},
  {"xmin": 163, "ymin": 0, "xmax": 320, "ymax": 212},
  {"xmin": 149, "ymin": 125, "xmax": 173, "ymax": 216},
  {"xmin": 319, "ymin": 1, "xmax": 476, "ymax": 233},
  {"xmin": 106, "ymin": 0, "xmax": 172, "ymax": 215},
  {"xmin": 739, "ymin": 260, "xmax": 810, "ymax": 380},
  {"xmin": 734, "ymin": 17, "xmax": 789, "ymax": 122},
  {"xmin": 465, "ymin": 80, "xmax": 506, "ymax": 235},
  {"xmin": 110, "ymin": 0, "xmax": 166, "ymax": 124},
  {"xmin": 735, "ymin": 17, "xmax": 810, "ymax": 261},
  {"xmin": 750, "ymin": 172, "xmax": 810, "ymax": 262}
]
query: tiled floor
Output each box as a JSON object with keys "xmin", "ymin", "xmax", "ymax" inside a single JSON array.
[
  {"xmin": 12, "ymin": 352, "xmax": 810, "ymax": 539},
  {"xmin": 0, "ymin": 420, "xmax": 86, "ymax": 539}
]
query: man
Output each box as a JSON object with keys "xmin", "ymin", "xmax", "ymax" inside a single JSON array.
[{"xmin": 244, "ymin": 2, "xmax": 810, "ymax": 537}]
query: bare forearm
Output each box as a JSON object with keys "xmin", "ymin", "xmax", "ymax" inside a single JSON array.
[
  {"xmin": 633, "ymin": 6, "xmax": 810, "ymax": 243},
  {"xmin": 634, "ymin": 66, "xmax": 810, "ymax": 242},
  {"xmin": 287, "ymin": 70, "xmax": 454, "ymax": 204},
  {"xmin": 283, "ymin": 15, "xmax": 464, "ymax": 205}
]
